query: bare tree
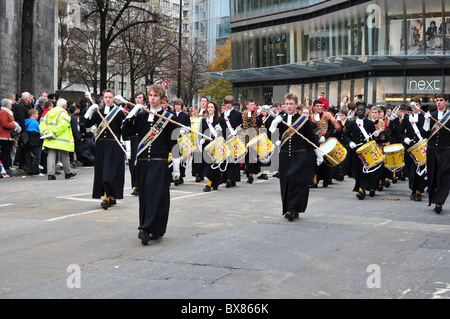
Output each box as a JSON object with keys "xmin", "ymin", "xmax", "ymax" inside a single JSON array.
[{"xmin": 81, "ymin": 0, "xmax": 161, "ymax": 92}]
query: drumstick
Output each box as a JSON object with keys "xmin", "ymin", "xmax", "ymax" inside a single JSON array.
[
  {"xmin": 264, "ymin": 108, "xmax": 338, "ymax": 164},
  {"xmin": 114, "ymin": 95, "xmax": 213, "ymax": 141},
  {"xmin": 410, "ymin": 102, "xmax": 450, "ymax": 133},
  {"xmin": 84, "ymin": 92, "xmax": 131, "ymax": 160}
]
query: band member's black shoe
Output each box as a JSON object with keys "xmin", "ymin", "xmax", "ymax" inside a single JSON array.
[
  {"xmin": 226, "ymin": 180, "xmax": 232, "ymax": 188},
  {"xmin": 247, "ymin": 176, "xmax": 254, "ymax": 184},
  {"xmin": 434, "ymin": 204, "xmax": 443, "ymax": 214},
  {"xmin": 309, "ymin": 183, "xmax": 318, "ymax": 188},
  {"xmin": 414, "ymin": 194, "xmax": 422, "ymax": 202},
  {"xmin": 369, "ymin": 189, "xmax": 375, "ymax": 197},
  {"xmin": 101, "ymin": 199, "xmax": 109, "ymax": 210},
  {"xmin": 356, "ymin": 191, "xmax": 365, "ymax": 200},
  {"xmin": 203, "ymin": 185, "xmax": 211, "ymax": 192},
  {"xmin": 257, "ymin": 174, "xmax": 268, "ymax": 180},
  {"xmin": 284, "ymin": 211, "xmax": 294, "ymax": 221},
  {"xmin": 131, "ymin": 187, "xmax": 139, "ymax": 196}
]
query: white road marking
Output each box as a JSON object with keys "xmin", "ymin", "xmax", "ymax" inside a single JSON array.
[
  {"xmin": 0, "ymin": 203, "xmax": 13, "ymax": 207},
  {"xmin": 46, "ymin": 209, "xmax": 103, "ymax": 222}
]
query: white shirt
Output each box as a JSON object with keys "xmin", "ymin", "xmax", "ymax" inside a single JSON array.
[
  {"xmin": 148, "ymin": 107, "xmax": 162, "ymax": 122},
  {"xmin": 287, "ymin": 114, "xmax": 293, "ymax": 125}
]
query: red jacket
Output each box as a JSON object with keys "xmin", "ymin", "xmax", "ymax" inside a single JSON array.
[{"xmin": 0, "ymin": 108, "xmax": 16, "ymax": 140}]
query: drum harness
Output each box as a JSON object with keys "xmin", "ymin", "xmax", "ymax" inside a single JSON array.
[
  {"xmin": 356, "ymin": 120, "xmax": 383, "ymax": 174},
  {"xmin": 408, "ymin": 114, "xmax": 427, "ymax": 176},
  {"xmin": 206, "ymin": 117, "xmax": 229, "ymax": 172}
]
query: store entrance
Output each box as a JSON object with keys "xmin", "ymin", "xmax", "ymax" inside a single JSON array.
[{"xmin": 385, "ymin": 94, "xmax": 439, "ymax": 112}]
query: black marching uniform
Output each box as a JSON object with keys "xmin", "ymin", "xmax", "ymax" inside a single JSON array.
[
  {"xmin": 172, "ymin": 110, "xmax": 191, "ymax": 183},
  {"xmin": 344, "ymin": 118, "xmax": 380, "ymax": 198},
  {"xmin": 85, "ymin": 105, "xmax": 126, "ymax": 205},
  {"xmin": 122, "ymin": 108, "xmax": 177, "ymax": 239},
  {"xmin": 425, "ymin": 109, "xmax": 450, "ymax": 212},
  {"xmin": 221, "ymin": 108, "xmax": 243, "ymax": 185},
  {"xmin": 273, "ymin": 113, "xmax": 318, "ymax": 217},
  {"xmin": 399, "ymin": 112, "xmax": 426, "ymax": 200},
  {"xmin": 202, "ymin": 115, "xmax": 228, "ymax": 189}
]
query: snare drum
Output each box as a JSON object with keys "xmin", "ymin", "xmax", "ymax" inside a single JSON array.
[
  {"xmin": 383, "ymin": 144, "xmax": 405, "ymax": 172},
  {"xmin": 177, "ymin": 135, "xmax": 194, "ymax": 161},
  {"xmin": 247, "ymin": 133, "xmax": 275, "ymax": 163},
  {"xmin": 407, "ymin": 139, "xmax": 427, "ymax": 167},
  {"xmin": 226, "ymin": 136, "xmax": 247, "ymax": 161},
  {"xmin": 356, "ymin": 140, "xmax": 385, "ymax": 170},
  {"xmin": 204, "ymin": 137, "xmax": 231, "ymax": 164},
  {"xmin": 319, "ymin": 137, "xmax": 347, "ymax": 167}
]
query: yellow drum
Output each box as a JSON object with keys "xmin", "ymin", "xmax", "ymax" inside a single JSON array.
[
  {"xmin": 177, "ymin": 135, "xmax": 194, "ymax": 161},
  {"xmin": 319, "ymin": 137, "xmax": 347, "ymax": 167},
  {"xmin": 407, "ymin": 139, "xmax": 427, "ymax": 167},
  {"xmin": 204, "ymin": 137, "xmax": 231, "ymax": 164},
  {"xmin": 190, "ymin": 117, "xmax": 202, "ymax": 150},
  {"xmin": 383, "ymin": 144, "xmax": 405, "ymax": 172},
  {"xmin": 356, "ymin": 140, "xmax": 385, "ymax": 171},
  {"xmin": 247, "ymin": 133, "xmax": 275, "ymax": 163},
  {"xmin": 226, "ymin": 136, "xmax": 247, "ymax": 161}
]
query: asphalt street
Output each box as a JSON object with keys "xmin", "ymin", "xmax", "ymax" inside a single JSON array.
[{"xmin": 0, "ymin": 163, "xmax": 449, "ymax": 301}]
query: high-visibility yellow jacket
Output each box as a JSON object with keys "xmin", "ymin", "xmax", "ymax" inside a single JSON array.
[{"xmin": 39, "ymin": 106, "xmax": 74, "ymax": 152}]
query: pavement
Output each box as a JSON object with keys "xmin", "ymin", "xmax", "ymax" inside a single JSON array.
[{"xmin": 0, "ymin": 163, "xmax": 449, "ymax": 302}]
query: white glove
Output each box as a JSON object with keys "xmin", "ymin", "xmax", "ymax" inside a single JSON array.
[
  {"xmin": 13, "ymin": 121, "xmax": 22, "ymax": 133},
  {"xmin": 84, "ymin": 104, "xmax": 99, "ymax": 119},
  {"xmin": 126, "ymin": 104, "xmax": 144, "ymax": 119},
  {"xmin": 199, "ymin": 139, "xmax": 205, "ymax": 145},
  {"xmin": 275, "ymin": 140, "xmax": 281, "ymax": 147},
  {"xmin": 373, "ymin": 130, "xmax": 379, "ymax": 137},
  {"xmin": 214, "ymin": 124, "xmax": 222, "ymax": 132},
  {"xmin": 349, "ymin": 142, "xmax": 357, "ymax": 149},
  {"xmin": 389, "ymin": 114, "xmax": 398, "ymax": 121},
  {"xmin": 269, "ymin": 115, "xmax": 283, "ymax": 133},
  {"xmin": 404, "ymin": 137, "xmax": 412, "ymax": 145},
  {"xmin": 314, "ymin": 149, "xmax": 324, "ymax": 166},
  {"xmin": 180, "ymin": 128, "xmax": 188, "ymax": 135},
  {"xmin": 424, "ymin": 111, "xmax": 432, "ymax": 119},
  {"xmin": 319, "ymin": 136, "xmax": 326, "ymax": 143},
  {"xmin": 40, "ymin": 132, "xmax": 55, "ymax": 139},
  {"xmin": 125, "ymin": 140, "xmax": 131, "ymax": 159},
  {"xmin": 256, "ymin": 108, "xmax": 262, "ymax": 114}
]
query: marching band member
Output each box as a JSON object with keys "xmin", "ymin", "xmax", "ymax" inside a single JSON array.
[
  {"xmin": 399, "ymin": 97, "xmax": 426, "ymax": 201},
  {"xmin": 344, "ymin": 103, "xmax": 380, "ymax": 199},
  {"xmin": 311, "ymin": 99, "xmax": 341, "ymax": 188},
  {"xmin": 172, "ymin": 98, "xmax": 191, "ymax": 186},
  {"xmin": 191, "ymin": 96, "xmax": 208, "ymax": 182},
  {"xmin": 220, "ymin": 95, "xmax": 242, "ymax": 188},
  {"xmin": 201, "ymin": 101, "xmax": 227, "ymax": 192},
  {"xmin": 126, "ymin": 91, "xmax": 147, "ymax": 196},
  {"xmin": 423, "ymin": 94, "xmax": 450, "ymax": 214},
  {"xmin": 242, "ymin": 98, "xmax": 263, "ymax": 183},
  {"xmin": 258, "ymin": 107, "xmax": 274, "ymax": 180},
  {"xmin": 122, "ymin": 84, "xmax": 177, "ymax": 244},
  {"xmin": 269, "ymin": 93, "xmax": 321, "ymax": 221},
  {"xmin": 84, "ymin": 89, "xmax": 126, "ymax": 210},
  {"xmin": 370, "ymin": 105, "xmax": 390, "ymax": 191}
]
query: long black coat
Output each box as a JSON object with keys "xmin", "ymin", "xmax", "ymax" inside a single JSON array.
[
  {"xmin": 276, "ymin": 113, "xmax": 318, "ymax": 215},
  {"xmin": 426, "ymin": 110, "xmax": 450, "ymax": 206},
  {"xmin": 122, "ymin": 109, "xmax": 177, "ymax": 237},
  {"xmin": 343, "ymin": 118, "xmax": 379, "ymax": 192},
  {"xmin": 85, "ymin": 106, "xmax": 126, "ymax": 199}
]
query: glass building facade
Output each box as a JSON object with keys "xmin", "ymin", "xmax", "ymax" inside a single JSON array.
[{"xmin": 215, "ymin": 0, "xmax": 450, "ymax": 107}]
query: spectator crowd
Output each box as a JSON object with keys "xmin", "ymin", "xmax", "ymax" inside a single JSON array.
[{"xmin": 0, "ymin": 91, "xmax": 95, "ymax": 178}]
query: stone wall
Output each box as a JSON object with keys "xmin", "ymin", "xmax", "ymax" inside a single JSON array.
[{"xmin": 0, "ymin": 0, "xmax": 56, "ymax": 99}]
